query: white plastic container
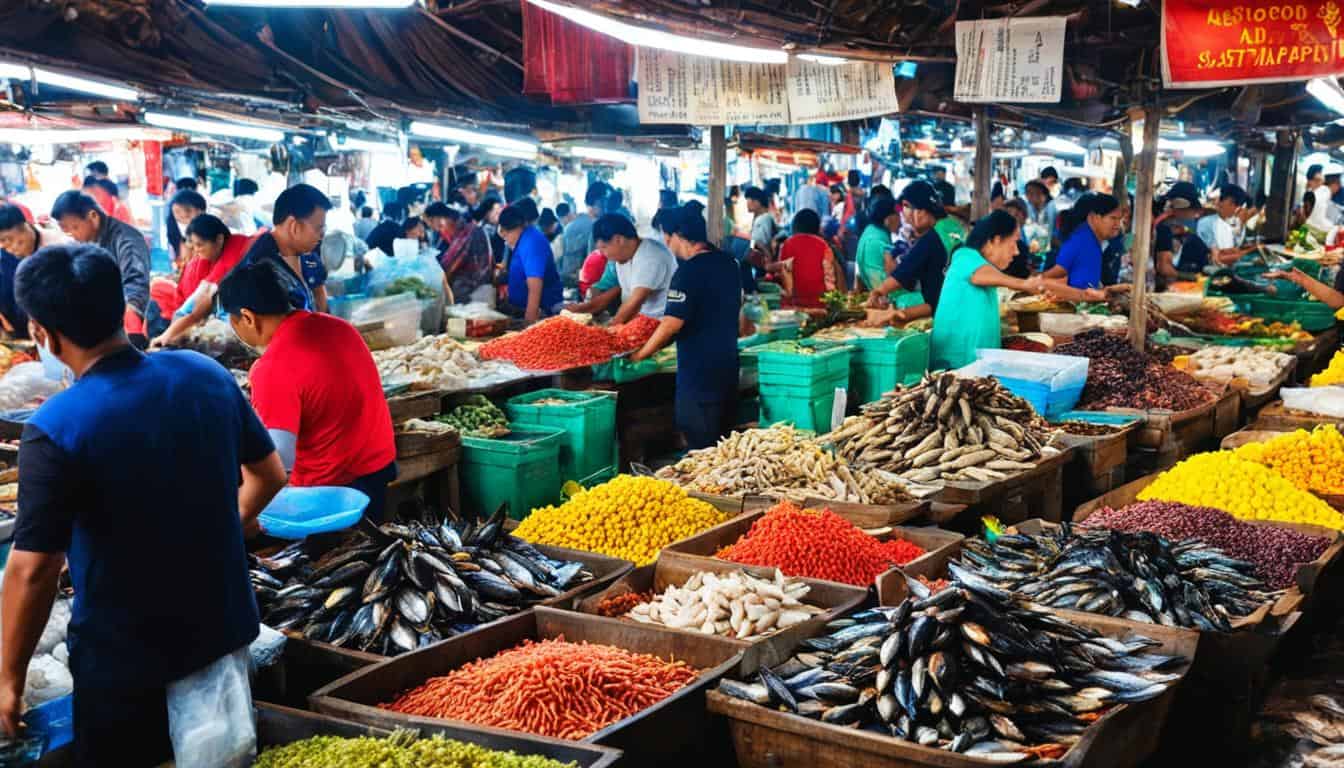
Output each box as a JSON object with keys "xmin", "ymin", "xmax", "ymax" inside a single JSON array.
[{"xmin": 350, "ymin": 293, "xmax": 421, "ymax": 350}]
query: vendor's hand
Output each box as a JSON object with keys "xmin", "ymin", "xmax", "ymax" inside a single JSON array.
[
  {"xmin": 1081, "ymin": 288, "xmax": 1108, "ymax": 302},
  {"xmin": 628, "ymin": 349, "xmax": 648, "ymax": 363},
  {"xmin": 563, "ymin": 302, "xmax": 586, "ymax": 314},
  {"xmin": 148, "ymin": 333, "xmax": 171, "ymax": 350},
  {"xmin": 242, "ymin": 516, "xmax": 263, "ymax": 539},
  {"xmin": 0, "ymin": 675, "xmax": 23, "ymax": 737},
  {"xmin": 866, "ymin": 292, "xmax": 889, "ymax": 309},
  {"xmin": 1105, "ymin": 284, "xmax": 1132, "ymax": 295},
  {"xmin": 891, "ymin": 309, "xmax": 909, "ymax": 325},
  {"xmin": 1025, "ymin": 275, "xmax": 1046, "ymax": 294}
]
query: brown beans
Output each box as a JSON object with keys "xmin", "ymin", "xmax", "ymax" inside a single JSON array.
[
  {"xmin": 1083, "ymin": 500, "xmax": 1328, "ymax": 589},
  {"xmin": 1055, "ymin": 330, "xmax": 1212, "ymax": 411}
]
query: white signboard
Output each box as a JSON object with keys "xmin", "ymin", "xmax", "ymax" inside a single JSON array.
[
  {"xmin": 786, "ymin": 58, "xmax": 902, "ymax": 125},
  {"xmin": 954, "ymin": 17, "xmax": 1066, "ymax": 103},
  {"xmin": 636, "ymin": 49, "xmax": 899, "ymax": 125}
]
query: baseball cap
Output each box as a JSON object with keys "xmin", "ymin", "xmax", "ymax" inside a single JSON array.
[
  {"xmin": 1163, "ymin": 181, "xmax": 1201, "ymax": 210},
  {"xmin": 898, "ymin": 180, "xmax": 947, "ymax": 218}
]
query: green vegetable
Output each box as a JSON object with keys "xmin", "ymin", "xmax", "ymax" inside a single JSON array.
[
  {"xmin": 435, "ymin": 394, "xmax": 510, "ymax": 436},
  {"xmin": 254, "ymin": 732, "xmax": 578, "ymax": 768},
  {"xmin": 383, "ymin": 276, "xmax": 438, "ymax": 300}
]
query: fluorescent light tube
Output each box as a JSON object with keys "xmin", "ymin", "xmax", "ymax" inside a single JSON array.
[
  {"xmin": 527, "ymin": 0, "xmax": 787, "ymax": 64},
  {"xmin": 0, "ymin": 127, "xmax": 170, "ymax": 145},
  {"xmin": 144, "ymin": 112, "xmax": 286, "ymax": 143},
  {"xmin": 408, "ymin": 120, "xmax": 537, "ymax": 154},
  {"xmin": 0, "ymin": 63, "xmax": 137, "ymax": 101},
  {"xmin": 205, "ymin": 0, "xmax": 414, "ymax": 7},
  {"xmin": 1030, "ymin": 136, "xmax": 1087, "ymax": 156},
  {"xmin": 1308, "ymin": 77, "xmax": 1344, "ymax": 116},
  {"xmin": 569, "ymin": 145, "xmax": 639, "ymax": 163},
  {"xmin": 328, "ymin": 134, "xmax": 401, "ymax": 154}
]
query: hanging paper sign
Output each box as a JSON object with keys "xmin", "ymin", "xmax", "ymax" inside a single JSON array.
[
  {"xmin": 637, "ymin": 48, "xmax": 788, "ymax": 125},
  {"xmin": 954, "ymin": 17, "xmax": 1066, "ymax": 103},
  {"xmin": 1161, "ymin": 0, "xmax": 1344, "ymax": 87},
  {"xmin": 636, "ymin": 49, "xmax": 899, "ymax": 125},
  {"xmin": 784, "ymin": 58, "xmax": 901, "ymax": 125}
]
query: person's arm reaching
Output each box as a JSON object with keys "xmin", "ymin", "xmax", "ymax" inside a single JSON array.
[
  {"xmin": 150, "ymin": 282, "xmax": 216, "ymax": 349},
  {"xmin": 631, "ymin": 316, "xmax": 684, "ymax": 362},
  {"xmin": 0, "ymin": 550, "xmax": 62, "ymax": 735},
  {"xmin": 524, "ymin": 276, "xmax": 544, "ymax": 324},
  {"xmin": 1040, "ymin": 279, "xmax": 1106, "ymax": 303},
  {"xmin": 971, "ymin": 267, "xmax": 1044, "ymax": 294},
  {"xmin": 239, "ymin": 451, "xmax": 286, "ymax": 538},
  {"xmin": 313, "ymin": 284, "xmax": 329, "ymax": 314},
  {"xmin": 1042, "ymin": 264, "xmax": 1068, "ymax": 281},
  {"xmin": 1267, "ymin": 269, "xmax": 1344, "ymax": 310},
  {"xmin": 611, "ymin": 286, "xmax": 652, "ymax": 325}
]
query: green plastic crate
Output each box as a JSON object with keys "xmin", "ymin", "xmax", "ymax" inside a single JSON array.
[
  {"xmin": 760, "ymin": 375, "xmax": 848, "ymax": 432},
  {"xmin": 505, "ymin": 389, "xmax": 617, "ymax": 481},
  {"xmin": 763, "ymin": 325, "xmax": 798, "ymax": 342},
  {"xmin": 578, "ymin": 464, "xmax": 617, "ymax": 489},
  {"xmin": 848, "ymin": 332, "xmax": 930, "ymax": 405},
  {"xmin": 1229, "ymin": 295, "xmax": 1336, "ymax": 332},
  {"xmin": 459, "ymin": 427, "xmax": 564, "ymax": 519},
  {"xmin": 757, "ymin": 345, "xmax": 853, "ymax": 385}
]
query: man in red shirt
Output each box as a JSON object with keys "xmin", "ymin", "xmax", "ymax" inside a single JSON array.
[{"xmin": 218, "ymin": 261, "xmax": 397, "ymax": 524}]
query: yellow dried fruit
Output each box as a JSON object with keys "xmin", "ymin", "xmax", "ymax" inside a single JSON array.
[
  {"xmin": 1235, "ymin": 425, "xmax": 1344, "ymax": 496},
  {"xmin": 1138, "ymin": 451, "xmax": 1344, "ymax": 530},
  {"xmin": 513, "ymin": 475, "xmax": 727, "ymax": 565}
]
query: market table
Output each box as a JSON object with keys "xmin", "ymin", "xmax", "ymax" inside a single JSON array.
[
  {"xmin": 931, "ymin": 446, "xmax": 1073, "ymax": 529},
  {"xmin": 1252, "ymin": 400, "xmax": 1344, "ymax": 432}
]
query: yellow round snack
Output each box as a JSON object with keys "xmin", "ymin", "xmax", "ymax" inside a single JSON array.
[{"xmin": 1138, "ymin": 451, "xmax": 1344, "ymax": 530}]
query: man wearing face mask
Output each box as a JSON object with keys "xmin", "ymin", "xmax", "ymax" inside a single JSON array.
[
  {"xmin": 240, "ymin": 184, "xmax": 331, "ymax": 314},
  {"xmin": 0, "ymin": 244, "xmax": 286, "ymax": 763},
  {"xmin": 220, "ymin": 261, "xmax": 397, "ymax": 523}
]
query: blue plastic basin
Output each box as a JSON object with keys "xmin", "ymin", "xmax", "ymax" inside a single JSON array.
[{"xmin": 259, "ymin": 486, "xmax": 369, "ymax": 540}]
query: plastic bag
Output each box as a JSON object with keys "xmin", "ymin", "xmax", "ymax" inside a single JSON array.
[
  {"xmin": 1282, "ymin": 386, "xmax": 1344, "ymax": 418},
  {"xmin": 165, "ymin": 647, "xmax": 255, "ymax": 768},
  {"xmin": 249, "ymin": 624, "xmax": 287, "ymax": 671},
  {"xmin": 366, "ymin": 247, "xmax": 445, "ymax": 301},
  {"xmin": 445, "ymin": 302, "xmax": 509, "ymax": 322},
  {"xmin": 0, "ymin": 362, "xmax": 64, "ymax": 411}
]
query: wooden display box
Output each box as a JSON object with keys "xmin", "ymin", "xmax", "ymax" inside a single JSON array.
[
  {"xmin": 311, "ymin": 607, "xmax": 744, "ymax": 767},
  {"xmin": 571, "ymin": 551, "xmax": 869, "ymax": 670}
]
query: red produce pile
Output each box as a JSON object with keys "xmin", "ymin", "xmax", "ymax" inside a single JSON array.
[
  {"xmin": 612, "ymin": 315, "xmax": 660, "ymax": 351},
  {"xmin": 479, "ymin": 317, "xmax": 630, "ymax": 370},
  {"xmin": 1082, "ymin": 500, "xmax": 1328, "ymax": 589}
]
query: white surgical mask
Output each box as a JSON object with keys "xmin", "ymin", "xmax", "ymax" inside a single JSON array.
[{"xmin": 36, "ymin": 338, "xmax": 73, "ymax": 384}]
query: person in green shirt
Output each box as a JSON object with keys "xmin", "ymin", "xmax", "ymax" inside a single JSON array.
[
  {"xmin": 931, "ymin": 210, "xmax": 1044, "ymax": 370},
  {"xmin": 934, "ymin": 215, "xmax": 967, "ymax": 254},
  {"xmin": 856, "ymin": 196, "xmax": 901, "ymax": 291}
]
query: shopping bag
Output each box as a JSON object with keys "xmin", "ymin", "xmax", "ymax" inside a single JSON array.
[{"xmin": 165, "ymin": 647, "xmax": 255, "ymax": 768}]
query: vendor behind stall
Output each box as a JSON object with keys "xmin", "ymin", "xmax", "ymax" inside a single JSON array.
[
  {"xmin": 426, "ymin": 202, "xmax": 494, "ymax": 306},
  {"xmin": 0, "ymin": 244, "xmax": 286, "ymax": 763},
  {"xmin": 573, "ymin": 214, "xmax": 677, "ymax": 323},
  {"xmin": 856, "ymin": 196, "xmax": 900, "ymax": 292},
  {"xmin": 778, "ymin": 209, "xmax": 845, "ymax": 307},
  {"xmin": 931, "ymin": 211, "xmax": 1046, "ymax": 370},
  {"xmin": 1044, "ymin": 192, "xmax": 1124, "ymax": 290},
  {"xmin": 149, "ymin": 214, "xmax": 256, "ymax": 349},
  {"xmin": 220, "ymin": 261, "xmax": 397, "ymax": 521},
  {"xmin": 501, "ymin": 202, "xmax": 563, "ymax": 324},
  {"xmin": 632, "ymin": 204, "xmax": 740, "ymax": 449},
  {"xmin": 1194, "ymin": 184, "xmax": 1258, "ymax": 267},
  {"xmin": 51, "ymin": 191, "xmax": 151, "ymax": 348},
  {"xmin": 241, "ymin": 184, "xmax": 330, "ymax": 314},
  {"xmin": 867, "ymin": 181, "xmax": 949, "ymax": 322},
  {"xmin": 0, "ymin": 204, "xmax": 64, "ymax": 339}
]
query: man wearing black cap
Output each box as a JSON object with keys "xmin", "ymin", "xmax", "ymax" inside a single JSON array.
[
  {"xmin": 632, "ymin": 205, "xmax": 741, "ymax": 449},
  {"xmin": 867, "ymin": 181, "xmax": 948, "ymax": 322},
  {"xmin": 1153, "ymin": 181, "xmax": 1207, "ymax": 284}
]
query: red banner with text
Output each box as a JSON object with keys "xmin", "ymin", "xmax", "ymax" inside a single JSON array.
[{"xmin": 1162, "ymin": 0, "xmax": 1344, "ymax": 87}]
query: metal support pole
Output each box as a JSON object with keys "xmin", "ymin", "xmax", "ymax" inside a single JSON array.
[
  {"xmin": 972, "ymin": 107, "xmax": 992, "ymax": 219},
  {"xmin": 708, "ymin": 125, "xmax": 727, "ymax": 247},
  {"xmin": 1129, "ymin": 106, "xmax": 1160, "ymax": 352}
]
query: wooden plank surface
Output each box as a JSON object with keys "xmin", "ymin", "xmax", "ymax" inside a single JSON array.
[{"xmin": 1253, "ymin": 400, "xmax": 1344, "ymax": 432}]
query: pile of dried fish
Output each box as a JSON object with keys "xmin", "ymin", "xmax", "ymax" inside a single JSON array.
[
  {"xmin": 655, "ymin": 425, "xmax": 914, "ymax": 505},
  {"xmin": 1250, "ymin": 642, "xmax": 1344, "ymax": 768},
  {"xmin": 626, "ymin": 568, "xmax": 826, "ymax": 639},
  {"xmin": 718, "ymin": 574, "xmax": 1188, "ymax": 759},
  {"xmin": 250, "ymin": 507, "xmax": 594, "ymax": 656},
  {"xmin": 373, "ymin": 334, "xmax": 522, "ymax": 390},
  {"xmin": 952, "ymin": 525, "xmax": 1279, "ymax": 631},
  {"xmin": 826, "ymin": 373, "xmax": 1056, "ymax": 484}
]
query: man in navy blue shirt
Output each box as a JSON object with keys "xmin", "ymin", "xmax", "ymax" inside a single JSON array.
[
  {"xmin": 242, "ymin": 183, "xmax": 331, "ymax": 313},
  {"xmin": 0, "ymin": 244, "xmax": 287, "ymax": 763},
  {"xmin": 868, "ymin": 181, "xmax": 948, "ymax": 323},
  {"xmin": 632, "ymin": 205, "xmax": 741, "ymax": 449}
]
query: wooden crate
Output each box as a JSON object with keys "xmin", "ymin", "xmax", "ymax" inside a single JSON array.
[
  {"xmin": 1056, "ymin": 422, "xmax": 1139, "ymax": 502},
  {"xmin": 1220, "ymin": 427, "xmax": 1291, "ymax": 450},
  {"xmin": 935, "ymin": 448, "xmax": 1071, "ymax": 527},
  {"xmin": 310, "ymin": 607, "xmax": 744, "ymax": 767},
  {"xmin": 1072, "ymin": 473, "xmax": 1344, "ymax": 596},
  {"xmin": 387, "ymin": 389, "xmax": 444, "ymax": 424},
  {"xmin": 394, "ymin": 427, "xmax": 460, "ymax": 458},
  {"xmin": 709, "ymin": 592, "xmax": 1197, "ymax": 768},
  {"xmin": 1212, "ymin": 386, "xmax": 1243, "ymax": 440},
  {"xmin": 255, "ymin": 703, "xmax": 621, "ymax": 766},
  {"xmin": 687, "ymin": 490, "xmax": 747, "ymax": 519},
  {"xmin": 276, "ymin": 543, "xmax": 632, "ymax": 668},
  {"xmin": 1253, "ymin": 400, "xmax": 1344, "ymax": 432},
  {"xmin": 661, "ymin": 507, "xmax": 963, "ymax": 593},
  {"xmin": 571, "ymin": 551, "xmax": 869, "ymax": 670}
]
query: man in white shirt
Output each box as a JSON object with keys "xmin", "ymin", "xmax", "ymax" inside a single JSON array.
[
  {"xmin": 591, "ymin": 213, "xmax": 677, "ymax": 322},
  {"xmin": 1199, "ymin": 184, "xmax": 1257, "ymax": 266}
]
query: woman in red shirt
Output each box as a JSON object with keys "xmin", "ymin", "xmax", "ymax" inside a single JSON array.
[
  {"xmin": 150, "ymin": 214, "xmax": 256, "ymax": 348},
  {"xmin": 779, "ymin": 208, "xmax": 844, "ymax": 308}
]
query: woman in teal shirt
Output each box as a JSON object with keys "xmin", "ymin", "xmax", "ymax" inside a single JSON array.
[
  {"xmin": 856, "ymin": 196, "xmax": 901, "ymax": 291},
  {"xmin": 930, "ymin": 212, "xmax": 1043, "ymax": 371}
]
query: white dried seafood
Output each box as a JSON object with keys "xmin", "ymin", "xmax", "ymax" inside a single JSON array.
[
  {"xmin": 372, "ymin": 334, "xmax": 522, "ymax": 390},
  {"xmin": 626, "ymin": 568, "xmax": 824, "ymax": 639},
  {"xmin": 655, "ymin": 425, "xmax": 913, "ymax": 505},
  {"xmin": 1184, "ymin": 346, "xmax": 1293, "ymax": 387}
]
